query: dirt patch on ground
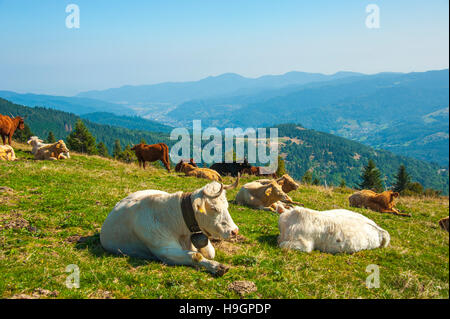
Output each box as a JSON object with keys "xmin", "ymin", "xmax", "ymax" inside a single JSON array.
[
  {"xmin": 88, "ymin": 289, "xmax": 114, "ymax": 299},
  {"xmin": 228, "ymin": 280, "xmax": 257, "ymax": 296},
  {"xmin": 0, "ymin": 212, "xmax": 36, "ymax": 232},
  {"xmin": 211, "ymin": 235, "xmax": 248, "ymax": 254},
  {"xmin": 0, "ymin": 186, "xmax": 17, "ymax": 206},
  {"xmin": 10, "ymin": 288, "xmax": 59, "ymax": 299},
  {"xmin": 66, "ymin": 235, "xmax": 90, "ymax": 244}
]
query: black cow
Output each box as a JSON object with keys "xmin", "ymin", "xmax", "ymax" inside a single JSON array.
[{"xmin": 210, "ymin": 159, "xmax": 251, "ymax": 177}]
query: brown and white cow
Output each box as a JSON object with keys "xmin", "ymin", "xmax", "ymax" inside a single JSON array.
[
  {"xmin": 34, "ymin": 140, "xmax": 70, "ymax": 161},
  {"xmin": 0, "ymin": 145, "xmax": 16, "ymax": 161},
  {"xmin": 179, "ymin": 162, "xmax": 222, "ymax": 182},
  {"xmin": 235, "ymin": 180, "xmax": 299, "ymax": 213}
]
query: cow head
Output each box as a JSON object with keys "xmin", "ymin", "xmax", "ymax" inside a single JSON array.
[
  {"xmin": 15, "ymin": 116, "xmax": 25, "ymax": 130},
  {"xmin": 264, "ymin": 181, "xmax": 291, "ymax": 202},
  {"xmin": 56, "ymin": 140, "xmax": 69, "ymax": 153},
  {"xmin": 191, "ymin": 177, "xmax": 240, "ymax": 240},
  {"xmin": 277, "ymin": 174, "xmax": 300, "ymax": 193}
]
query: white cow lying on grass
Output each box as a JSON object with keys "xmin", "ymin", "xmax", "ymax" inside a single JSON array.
[
  {"xmin": 278, "ymin": 206, "xmax": 390, "ymax": 254},
  {"xmin": 100, "ymin": 178, "xmax": 240, "ymax": 276},
  {"xmin": 27, "ymin": 136, "xmax": 70, "ymax": 159}
]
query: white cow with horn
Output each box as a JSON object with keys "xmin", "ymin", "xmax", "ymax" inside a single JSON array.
[{"xmin": 100, "ymin": 177, "xmax": 240, "ymax": 276}]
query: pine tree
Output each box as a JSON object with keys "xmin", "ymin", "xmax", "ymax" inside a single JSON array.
[
  {"xmin": 113, "ymin": 139, "xmax": 122, "ymax": 159},
  {"xmin": 359, "ymin": 159, "xmax": 383, "ymax": 192},
  {"xmin": 47, "ymin": 131, "xmax": 55, "ymax": 143},
  {"xmin": 13, "ymin": 123, "xmax": 33, "ymax": 143},
  {"xmin": 140, "ymin": 138, "xmax": 147, "ymax": 144},
  {"xmin": 66, "ymin": 120, "xmax": 98, "ymax": 155},
  {"xmin": 312, "ymin": 178, "xmax": 320, "ymax": 186},
  {"xmin": 118, "ymin": 145, "xmax": 136, "ymax": 163},
  {"xmin": 302, "ymin": 171, "xmax": 313, "ymax": 184},
  {"xmin": 275, "ymin": 155, "xmax": 286, "ymax": 177},
  {"xmin": 339, "ymin": 179, "xmax": 346, "ymax": 188},
  {"xmin": 393, "ymin": 165, "xmax": 411, "ymax": 194},
  {"xmin": 97, "ymin": 142, "xmax": 110, "ymax": 158}
]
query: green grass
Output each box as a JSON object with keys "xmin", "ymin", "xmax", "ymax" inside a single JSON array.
[{"xmin": 0, "ymin": 143, "xmax": 448, "ymax": 299}]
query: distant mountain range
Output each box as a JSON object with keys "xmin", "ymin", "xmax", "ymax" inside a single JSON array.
[
  {"xmin": 76, "ymin": 71, "xmax": 365, "ymax": 104},
  {"xmin": 1, "ymin": 69, "xmax": 448, "ymax": 166}
]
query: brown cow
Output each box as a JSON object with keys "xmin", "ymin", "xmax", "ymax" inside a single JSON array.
[
  {"xmin": 178, "ymin": 162, "xmax": 222, "ymax": 182},
  {"xmin": 175, "ymin": 158, "xmax": 197, "ymax": 172},
  {"xmin": 0, "ymin": 114, "xmax": 25, "ymax": 145},
  {"xmin": 349, "ymin": 190, "xmax": 411, "ymax": 217},
  {"xmin": 131, "ymin": 143, "xmax": 171, "ymax": 172}
]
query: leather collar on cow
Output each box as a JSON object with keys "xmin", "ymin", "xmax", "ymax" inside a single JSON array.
[{"xmin": 180, "ymin": 192, "xmax": 209, "ymax": 249}]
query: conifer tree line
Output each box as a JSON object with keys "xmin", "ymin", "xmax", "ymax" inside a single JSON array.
[{"xmin": 299, "ymin": 159, "xmax": 441, "ymax": 197}]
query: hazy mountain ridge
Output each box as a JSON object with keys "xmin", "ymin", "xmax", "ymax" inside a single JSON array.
[{"xmin": 0, "ymin": 90, "xmax": 134, "ymax": 116}]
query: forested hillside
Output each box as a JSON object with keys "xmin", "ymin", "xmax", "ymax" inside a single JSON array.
[
  {"xmin": 276, "ymin": 124, "xmax": 449, "ymax": 194},
  {"xmin": 81, "ymin": 112, "xmax": 174, "ymax": 133}
]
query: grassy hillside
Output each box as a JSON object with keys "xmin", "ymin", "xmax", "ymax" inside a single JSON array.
[{"xmin": 0, "ymin": 142, "xmax": 448, "ymax": 299}]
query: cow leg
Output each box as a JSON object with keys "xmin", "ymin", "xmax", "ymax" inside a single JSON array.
[
  {"xmin": 151, "ymin": 244, "xmax": 228, "ymax": 276},
  {"xmin": 382, "ymin": 209, "xmax": 411, "ymax": 217},
  {"xmin": 162, "ymin": 160, "xmax": 171, "ymax": 173},
  {"xmin": 1, "ymin": 135, "xmax": 5, "ymax": 145},
  {"xmin": 198, "ymin": 240, "xmax": 215, "ymax": 259},
  {"xmin": 8, "ymin": 134, "xmax": 12, "ymax": 145},
  {"xmin": 279, "ymin": 239, "xmax": 314, "ymax": 253},
  {"xmin": 143, "ymin": 161, "xmax": 146, "ymax": 169}
]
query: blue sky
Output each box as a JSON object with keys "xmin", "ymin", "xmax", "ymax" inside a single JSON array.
[{"xmin": 0, "ymin": 0, "xmax": 448, "ymax": 95}]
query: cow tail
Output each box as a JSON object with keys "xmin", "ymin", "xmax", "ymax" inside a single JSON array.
[{"xmin": 380, "ymin": 229, "xmax": 390, "ymax": 248}]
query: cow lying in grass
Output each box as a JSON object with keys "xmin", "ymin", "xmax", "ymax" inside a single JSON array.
[
  {"xmin": 100, "ymin": 178, "xmax": 240, "ymax": 276},
  {"xmin": 348, "ymin": 190, "xmax": 411, "ymax": 217},
  {"xmin": 179, "ymin": 162, "xmax": 222, "ymax": 182},
  {"xmin": 34, "ymin": 140, "xmax": 70, "ymax": 161},
  {"xmin": 235, "ymin": 180, "xmax": 300, "ymax": 213},
  {"xmin": 175, "ymin": 158, "xmax": 197, "ymax": 172},
  {"xmin": 0, "ymin": 145, "xmax": 16, "ymax": 161},
  {"xmin": 27, "ymin": 136, "xmax": 70, "ymax": 159},
  {"xmin": 278, "ymin": 206, "xmax": 390, "ymax": 254}
]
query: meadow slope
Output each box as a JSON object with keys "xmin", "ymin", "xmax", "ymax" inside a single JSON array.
[{"xmin": 0, "ymin": 143, "xmax": 448, "ymax": 299}]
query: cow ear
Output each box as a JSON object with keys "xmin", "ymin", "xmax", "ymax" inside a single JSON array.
[
  {"xmin": 193, "ymin": 197, "xmax": 207, "ymax": 214},
  {"xmin": 265, "ymin": 188, "xmax": 272, "ymax": 196}
]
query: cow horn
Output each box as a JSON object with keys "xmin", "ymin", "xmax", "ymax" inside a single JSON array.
[
  {"xmin": 224, "ymin": 173, "xmax": 240, "ymax": 190},
  {"xmin": 203, "ymin": 183, "xmax": 223, "ymax": 198},
  {"xmin": 9, "ymin": 112, "xmax": 15, "ymax": 119}
]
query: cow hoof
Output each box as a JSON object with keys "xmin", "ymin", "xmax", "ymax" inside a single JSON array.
[{"xmin": 214, "ymin": 264, "xmax": 230, "ymax": 277}]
